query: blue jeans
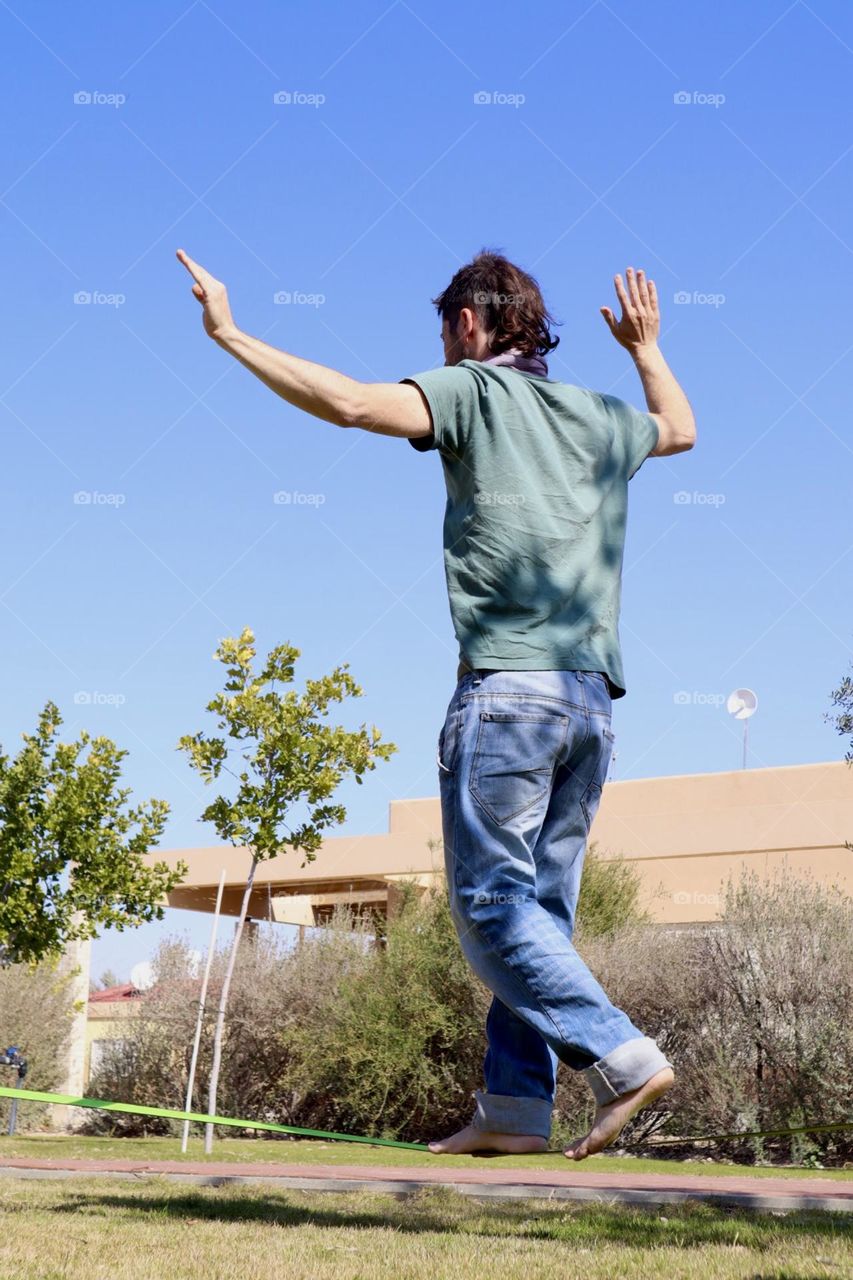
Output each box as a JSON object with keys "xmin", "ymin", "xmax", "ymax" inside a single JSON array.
[{"xmin": 437, "ymin": 668, "xmax": 672, "ymax": 1140}]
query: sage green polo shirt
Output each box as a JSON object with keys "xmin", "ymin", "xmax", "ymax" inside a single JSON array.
[{"xmin": 403, "ymin": 359, "xmax": 659, "ymax": 699}]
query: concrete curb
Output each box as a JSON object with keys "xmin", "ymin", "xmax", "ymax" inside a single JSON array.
[{"xmin": 0, "ymin": 1160, "xmax": 850, "ymax": 1214}]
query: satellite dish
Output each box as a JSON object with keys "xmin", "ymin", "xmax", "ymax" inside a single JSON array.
[
  {"xmin": 130, "ymin": 960, "xmax": 155, "ymax": 992},
  {"xmin": 726, "ymin": 688, "xmax": 758, "ymax": 768},
  {"xmin": 726, "ymin": 688, "xmax": 758, "ymax": 720}
]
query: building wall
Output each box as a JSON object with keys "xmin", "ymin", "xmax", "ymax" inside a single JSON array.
[
  {"xmin": 51, "ymin": 938, "xmax": 91, "ymax": 1130},
  {"xmin": 154, "ymin": 762, "xmax": 853, "ymax": 926}
]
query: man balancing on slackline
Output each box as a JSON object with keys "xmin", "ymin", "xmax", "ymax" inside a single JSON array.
[{"xmin": 176, "ymin": 247, "xmax": 696, "ymax": 1159}]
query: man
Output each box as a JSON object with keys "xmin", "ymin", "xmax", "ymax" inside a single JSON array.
[{"xmin": 177, "ymin": 247, "xmax": 696, "ymax": 1159}]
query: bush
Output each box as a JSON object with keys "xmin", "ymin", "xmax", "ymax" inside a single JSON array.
[
  {"xmin": 86, "ymin": 860, "xmax": 852, "ymax": 1165},
  {"xmin": 683, "ymin": 863, "xmax": 853, "ymax": 1164},
  {"xmin": 556, "ymin": 864, "xmax": 853, "ymax": 1164},
  {"xmin": 0, "ymin": 958, "xmax": 77, "ymax": 1131},
  {"xmin": 282, "ymin": 885, "xmax": 488, "ymax": 1141},
  {"xmin": 575, "ymin": 842, "xmax": 652, "ymax": 940}
]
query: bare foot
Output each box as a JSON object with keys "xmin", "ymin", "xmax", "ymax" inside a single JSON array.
[
  {"xmin": 428, "ymin": 1123, "xmax": 548, "ymax": 1155},
  {"xmin": 563, "ymin": 1066, "xmax": 675, "ymax": 1161}
]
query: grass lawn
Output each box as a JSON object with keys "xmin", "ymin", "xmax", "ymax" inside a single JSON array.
[
  {"xmin": 0, "ymin": 1177, "xmax": 851, "ymax": 1280},
  {"xmin": 0, "ymin": 1132, "xmax": 851, "ymax": 1181}
]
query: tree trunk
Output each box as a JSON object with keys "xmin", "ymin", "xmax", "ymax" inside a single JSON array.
[{"xmin": 204, "ymin": 852, "xmax": 259, "ymax": 1154}]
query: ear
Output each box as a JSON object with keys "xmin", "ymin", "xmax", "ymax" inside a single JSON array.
[{"xmin": 458, "ymin": 306, "xmax": 477, "ymax": 340}]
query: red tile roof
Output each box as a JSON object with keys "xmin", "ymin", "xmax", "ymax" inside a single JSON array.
[{"xmin": 89, "ymin": 983, "xmax": 142, "ymax": 1004}]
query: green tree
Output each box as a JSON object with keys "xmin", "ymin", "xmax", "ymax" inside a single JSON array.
[
  {"xmin": 827, "ymin": 664, "xmax": 853, "ymax": 764},
  {"xmin": 0, "ymin": 703, "xmax": 180, "ymax": 966},
  {"xmin": 92, "ymin": 968, "xmax": 120, "ymax": 993},
  {"xmin": 826, "ymin": 665, "xmax": 852, "ymax": 851},
  {"xmin": 178, "ymin": 627, "xmax": 397, "ymax": 1152}
]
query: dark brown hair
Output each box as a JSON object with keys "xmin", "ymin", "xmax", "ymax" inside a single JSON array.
[{"xmin": 431, "ymin": 249, "xmax": 560, "ymax": 358}]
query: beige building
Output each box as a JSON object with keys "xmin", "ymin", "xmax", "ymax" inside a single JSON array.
[
  {"xmin": 155, "ymin": 760, "xmax": 853, "ymax": 929},
  {"xmin": 68, "ymin": 759, "xmax": 851, "ymax": 1094}
]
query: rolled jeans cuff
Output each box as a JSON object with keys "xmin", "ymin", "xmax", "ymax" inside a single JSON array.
[
  {"xmin": 582, "ymin": 1035, "xmax": 673, "ymax": 1106},
  {"xmin": 471, "ymin": 1089, "xmax": 552, "ymax": 1140}
]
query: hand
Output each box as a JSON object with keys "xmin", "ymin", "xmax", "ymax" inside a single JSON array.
[
  {"xmin": 601, "ymin": 266, "xmax": 659, "ymax": 354},
  {"xmin": 176, "ymin": 248, "xmax": 237, "ymax": 342}
]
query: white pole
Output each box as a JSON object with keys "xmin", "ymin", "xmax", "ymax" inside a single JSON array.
[{"xmin": 181, "ymin": 868, "xmax": 226, "ymax": 1154}]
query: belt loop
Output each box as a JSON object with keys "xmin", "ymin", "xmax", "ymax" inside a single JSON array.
[{"xmin": 575, "ymin": 670, "xmax": 583, "ymax": 682}]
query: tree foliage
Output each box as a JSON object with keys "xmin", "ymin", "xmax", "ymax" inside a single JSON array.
[
  {"xmin": 0, "ymin": 703, "xmax": 180, "ymax": 966},
  {"xmin": 176, "ymin": 627, "xmax": 397, "ymax": 1151}
]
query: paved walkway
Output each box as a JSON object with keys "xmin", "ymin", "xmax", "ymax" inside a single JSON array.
[{"xmin": 1, "ymin": 1156, "xmax": 850, "ymax": 1212}]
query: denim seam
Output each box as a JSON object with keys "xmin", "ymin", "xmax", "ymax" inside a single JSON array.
[
  {"xmin": 468, "ymin": 712, "xmax": 570, "ymax": 828},
  {"xmin": 578, "ymin": 722, "xmax": 613, "ymax": 833},
  {"xmin": 461, "ymin": 691, "xmax": 587, "ymax": 713}
]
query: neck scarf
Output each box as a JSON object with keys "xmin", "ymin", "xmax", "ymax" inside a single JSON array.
[{"xmin": 481, "ymin": 346, "xmax": 549, "ymax": 378}]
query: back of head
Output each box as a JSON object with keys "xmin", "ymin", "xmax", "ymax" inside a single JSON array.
[{"xmin": 432, "ymin": 250, "xmax": 560, "ymax": 358}]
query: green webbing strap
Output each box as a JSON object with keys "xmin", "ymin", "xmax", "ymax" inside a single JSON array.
[
  {"xmin": 646, "ymin": 1119, "xmax": 853, "ymax": 1145},
  {"xmin": 0, "ymin": 1086, "xmax": 850, "ymax": 1153},
  {"xmin": 0, "ymin": 1086, "xmax": 428, "ymax": 1150}
]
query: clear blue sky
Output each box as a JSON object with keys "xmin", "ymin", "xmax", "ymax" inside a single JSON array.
[{"xmin": 1, "ymin": 1, "xmax": 850, "ymax": 981}]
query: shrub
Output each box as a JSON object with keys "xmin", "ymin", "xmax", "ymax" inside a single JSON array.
[
  {"xmin": 0, "ymin": 958, "xmax": 78, "ymax": 1131},
  {"xmin": 281, "ymin": 885, "xmax": 489, "ymax": 1140},
  {"xmin": 85, "ymin": 860, "xmax": 852, "ymax": 1165}
]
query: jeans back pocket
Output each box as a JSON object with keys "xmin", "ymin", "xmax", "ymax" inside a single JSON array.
[{"xmin": 468, "ymin": 710, "xmax": 570, "ymax": 827}]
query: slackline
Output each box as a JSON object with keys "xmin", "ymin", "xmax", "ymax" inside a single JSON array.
[
  {"xmin": 0, "ymin": 1087, "xmax": 427, "ymax": 1150},
  {"xmin": 1, "ymin": 1087, "xmax": 850, "ymax": 1152}
]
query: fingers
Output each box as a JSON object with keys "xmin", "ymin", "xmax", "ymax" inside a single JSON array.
[
  {"xmin": 614, "ymin": 273, "xmax": 632, "ymax": 316},
  {"xmin": 626, "ymin": 266, "xmax": 644, "ymax": 310},
  {"xmin": 618, "ymin": 267, "xmax": 652, "ymax": 313},
  {"xmin": 176, "ymin": 248, "xmax": 213, "ymax": 289},
  {"xmin": 600, "ymin": 306, "xmax": 616, "ymax": 332},
  {"xmin": 647, "ymin": 275, "xmax": 659, "ymax": 313}
]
